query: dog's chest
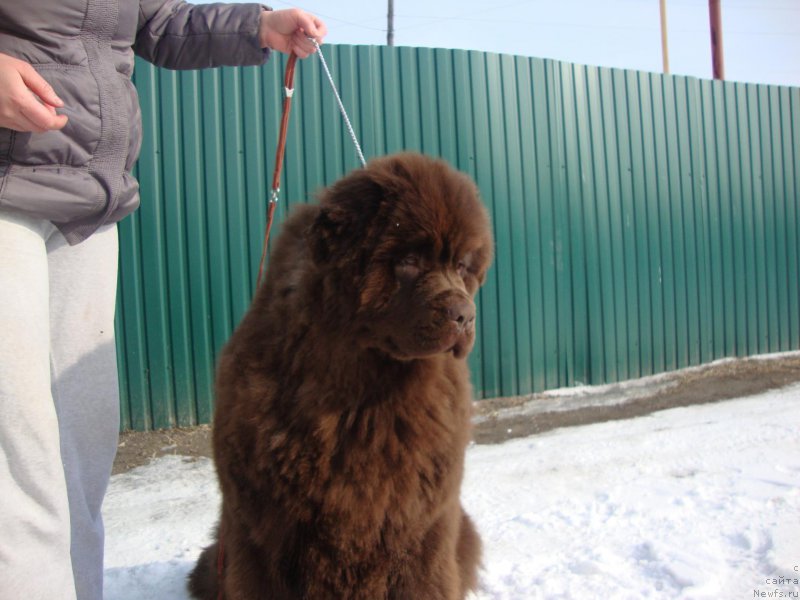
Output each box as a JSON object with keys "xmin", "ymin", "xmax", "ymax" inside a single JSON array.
[{"xmin": 314, "ymin": 391, "xmax": 468, "ymax": 528}]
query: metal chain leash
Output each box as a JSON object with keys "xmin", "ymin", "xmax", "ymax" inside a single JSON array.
[{"xmin": 309, "ymin": 37, "xmax": 367, "ymax": 168}]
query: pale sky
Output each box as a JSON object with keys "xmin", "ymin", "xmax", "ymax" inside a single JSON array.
[{"xmin": 200, "ymin": 0, "xmax": 800, "ymax": 87}]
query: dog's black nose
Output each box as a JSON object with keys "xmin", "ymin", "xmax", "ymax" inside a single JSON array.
[{"xmin": 447, "ymin": 297, "xmax": 476, "ymax": 328}]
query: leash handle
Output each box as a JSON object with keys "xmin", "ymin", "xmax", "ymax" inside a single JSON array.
[
  {"xmin": 257, "ymin": 52, "xmax": 299, "ymax": 288},
  {"xmin": 271, "ymin": 52, "xmax": 298, "ymax": 199}
]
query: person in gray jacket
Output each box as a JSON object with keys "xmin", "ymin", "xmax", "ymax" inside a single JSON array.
[{"xmin": 0, "ymin": 2, "xmax": 326, "ymax": 599}]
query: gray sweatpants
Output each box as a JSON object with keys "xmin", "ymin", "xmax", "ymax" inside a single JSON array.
[{"xmin": 0, "ymin": 211, "xmax": 120, "ymax": 600}]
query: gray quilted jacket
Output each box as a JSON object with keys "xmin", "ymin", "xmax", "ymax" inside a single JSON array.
[{"xmin": 0, "ymin": 0, "xmax": 269, "ymax": 244}]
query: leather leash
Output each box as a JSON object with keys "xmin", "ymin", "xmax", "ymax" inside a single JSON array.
[
  {"xmin": 220, "ymin": 43, "xmax": 365, "ymax": 597},
  {"xmin": 217, "ymin": 51, "xmax": 298, "ymax": 600},
  {"xmin": 255, "ymin": 39, "xmax": 367, "ymax": 290},
  {"xmin": 254, "ymin": 38, "xmax": 369, "ymax": 291},
  {"xmin": 256, "ymin": 51, "xmax": 299, "ymax": 288}
]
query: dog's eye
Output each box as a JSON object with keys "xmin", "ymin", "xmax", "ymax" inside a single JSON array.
[
  {"xmin": 456, "ymin": 261, "xmax": 468, "ymax": 278},
  {"xmin": 401, "ymin": 255, "xmax": 420, "ymax": 267},
  {"xmin": 396, "ymin": 254, "xmax": 422, "ymax": 279}
]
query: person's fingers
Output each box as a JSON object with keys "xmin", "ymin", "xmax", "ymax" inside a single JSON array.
[
  {"xmin": 260, "ymin": 9, "xmax": 327, "ymax": 56},
  {"xmin": 292, "ymin": 32, "xmax": 316, "ymax": 58},
  {"xmin": 0, "ymin": 95, "xmax": 67, "ymax": 132},
  {"xmin": 17, "ymin": 62, "xmax": 64, "ymax": 108},
  {"xmin": 3, "ymin": 112, "xmax": 48, "ymax": 133},
  {"xmin": 293, "ymin": 46, "xmax": 311, "ymax": 59},
  {"xmin": 19, "ymin": 95, "xmax": 68, "ymax": 131},
  {"xmin": 300, "ymin": 15, "xmax": 327, "ymax": 43},
  {"xmin": 44, "ymin": 106, "xmax": 68, "ymax": 130}
]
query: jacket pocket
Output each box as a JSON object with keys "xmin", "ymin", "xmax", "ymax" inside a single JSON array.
[{"xmin": 0, "ymin": 166, "xmax": 105, "ymax": 224}]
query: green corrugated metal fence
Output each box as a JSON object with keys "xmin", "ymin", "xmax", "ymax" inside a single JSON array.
[{"xmin": 116, "ymin": 45, "xmax": 800, "ymax": 431}]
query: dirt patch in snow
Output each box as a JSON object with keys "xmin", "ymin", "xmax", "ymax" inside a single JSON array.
[
  {"xmin": 473, "ymin": 353, "xmax": 800, "ymax": 444},
  {"xmin": 113, "ymin": 354, "xmax": 800, "ymax": 475}
]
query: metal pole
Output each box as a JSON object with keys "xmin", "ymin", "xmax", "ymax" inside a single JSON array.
[
  {"xmin": 387, "ymin": 0, "xmax": 395, "ymax": 46},
  {"xmin": 709, "ymin": 0, "xmax": 724, "ymax": 80},
  {"xmin": 660, "ymin": 0, "xmax": 670, "ymax": 74}
]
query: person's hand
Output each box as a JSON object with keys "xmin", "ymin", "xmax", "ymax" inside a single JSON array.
[
  {"xmin": 259, "ymin": 8, "xmax": 328, "ymax": 58},
  {"xmin": 0, "ymin": 53, "xmax": 68, "ymax": 133}
]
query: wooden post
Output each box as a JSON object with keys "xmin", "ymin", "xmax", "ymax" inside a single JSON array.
[
  {"xmin": 660, "ymin": 0, "xmax": 670, "ymax": 74},
  {"xmin": 709, "ymin": 0, "xmax": 724, "ymax": 80}
]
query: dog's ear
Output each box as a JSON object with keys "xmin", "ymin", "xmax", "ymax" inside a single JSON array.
[{"xmin": 307, "ymin": 168, "xmax": 388, "ymax": 267}]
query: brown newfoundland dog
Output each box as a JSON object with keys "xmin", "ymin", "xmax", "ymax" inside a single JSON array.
[{"xmin": 188, "ymin": 152, "xmax": 494, "ymax": 600}]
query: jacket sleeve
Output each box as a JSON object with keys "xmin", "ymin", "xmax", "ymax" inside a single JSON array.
[{"xmin": 134, "ymin": 1, "xmax": 271, "ymax": 70}]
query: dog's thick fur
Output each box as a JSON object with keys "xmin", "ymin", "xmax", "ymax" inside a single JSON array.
[{"xmin": 188, "ymin": 153, "xmax": 494, "ymax": 600}]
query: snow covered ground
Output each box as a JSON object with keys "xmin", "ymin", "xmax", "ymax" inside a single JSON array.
[{"xmin": 104, "ymin": 383, "xmax": 800, "ymax": 600}]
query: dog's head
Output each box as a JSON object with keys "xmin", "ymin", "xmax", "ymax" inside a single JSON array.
[{"xmin": 309, "ymin": 153, "xmax": 494, "ymax": 361}]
